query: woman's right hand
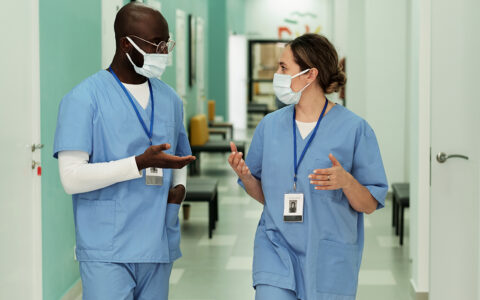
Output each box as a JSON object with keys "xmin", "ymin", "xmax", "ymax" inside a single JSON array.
[{"xmin": 228, "ymin": 142, "xmax": 251, "ymax": 179}]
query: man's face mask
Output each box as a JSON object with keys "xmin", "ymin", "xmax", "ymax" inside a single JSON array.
[{"xmin": 125, "ymin": 36, "xmax": 175, "ymax": 78}]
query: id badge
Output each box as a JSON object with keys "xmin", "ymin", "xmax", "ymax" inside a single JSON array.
[
  {"xmin": 145, "ymin": 167, "xmax": 163, "ymax": 186},
  {"xmin": 283, "ymin": 193, "xmax": 304, "ymax": 222}
]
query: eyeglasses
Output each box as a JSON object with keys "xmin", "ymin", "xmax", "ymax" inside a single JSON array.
[{"xmin": 128, "ymin": 35, "xmax": 176, "ymax": 54}]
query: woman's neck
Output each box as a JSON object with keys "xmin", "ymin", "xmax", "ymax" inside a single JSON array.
[{"xmin": 295, "ymin": 85, "xmax": 333, "ymax": 122}]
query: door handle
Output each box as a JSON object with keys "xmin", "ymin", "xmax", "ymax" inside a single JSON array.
[
  {"xmin": 436, "ymin": 152, "xmax": 469, "ymax": 163},
  {"xmin": 31, "ymin": 143, "xmax": 44, "ymax": 152}
]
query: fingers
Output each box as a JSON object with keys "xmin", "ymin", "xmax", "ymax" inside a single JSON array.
[
  {"xmin": 161, "ymin": 154, "xmax": 196, "ymax": 169},
  {"xmin": 152, "ymin": 143, "xmax": 171, "ymax": 152},
  {"xmin": 308, "ymin": 174, "xmax": 331, "ymax": 181},
  {"xmin": 238, "ymin": 158, "xmax": 250, "ymax": 175},
  {"xmin": 313, "ymin": 168, "xmax": 334, "ymax": 175},
  {"xmin": 314, "ymin": 185, "xmax": 338, "ymax": 190},
  {"xmin": 233, "ymin": 152, "xmax": 243, "ymax": 166},
  {"xmin": 227, "ymin": 149, "xmax": 248, "ymax": 176},
  {"xmin": 329, "ymin": 153, "xmax": 341, "ymax": 167},
  {"xmin": 230, "ymin": 141, "xmax": 238, "ymax": 153}
]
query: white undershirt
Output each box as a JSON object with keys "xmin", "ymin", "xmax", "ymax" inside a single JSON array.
[
  {"xmin": 123, "ymin": 81, "xmax": 150, "ymax": 109},
  {"xmin": 296, "ymin": 120, "xmax": 317, "ymax": 139},
  {"xmin": 57, "ymin": 82, "xmax": 187, "ymax": 195}
]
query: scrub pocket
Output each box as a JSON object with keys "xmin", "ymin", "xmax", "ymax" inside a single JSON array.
[
  {"xmin": 253, "ymin": 224, "xmax": 291, "ymax": 277},
  {"xmin": 166, "ymin": 203, "xmax": 181, "ymax": 256},
  {"xmin": 316, "ymin": 239, "xmax": 360, "ymax": 296},
  {"xmin": 155, "ymin": 121, "xmax": 176, "ymax": 153},
  {"xmin": 76, "ymin": 199, "xmax": 115, "ymax": 251}
]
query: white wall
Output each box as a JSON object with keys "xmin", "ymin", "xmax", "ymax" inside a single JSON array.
[
  {"xmin": 346, "ymin": 0, "xmax": 409, "ymax": 188},
  {"xmin": 408, "ymin": 0, "xmax": 431, "ymax": 294},
  {"xmin": 244, "ymin": 0, "xmax": 333, "ymax": 40}
]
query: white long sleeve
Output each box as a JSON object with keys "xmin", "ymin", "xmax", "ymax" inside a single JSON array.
[{"xmin": 58, "ymin": 151, "xmax": 187, "ymax": 195}]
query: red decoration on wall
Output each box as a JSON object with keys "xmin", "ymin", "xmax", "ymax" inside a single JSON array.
[{"xmin": 278, "ymin": 27, "xmax": 292, "ymax": 39}]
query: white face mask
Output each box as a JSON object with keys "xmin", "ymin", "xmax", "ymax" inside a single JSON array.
[
  {"xmin": 273, "ymin": 69, "xmax": 312, "ymax": 105},
  {"xmin": 126, "ymin": 36, "xmax": 168, "ymax": 78}
]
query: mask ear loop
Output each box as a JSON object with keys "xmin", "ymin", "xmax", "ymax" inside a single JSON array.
[
  {"xmin": 292, "ymin": 68, "xmax": 312, "ymax": 92},
  {"xmin": 126, "ymin": 36, "xmax": 146, "ymax": 55},
  {"xmin": 292, "ymin": 68, "xmax": 311, "ymax": 79}
]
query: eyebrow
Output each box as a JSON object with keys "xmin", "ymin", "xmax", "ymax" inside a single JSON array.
[{"xmin": 279, "ymin": 61, "xmax": 287, "ymax": 66}]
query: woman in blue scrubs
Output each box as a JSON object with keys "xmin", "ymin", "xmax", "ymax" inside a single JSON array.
[{"xmin": 229, "ymin": 34, "xmax": 388, "ymax": 300}]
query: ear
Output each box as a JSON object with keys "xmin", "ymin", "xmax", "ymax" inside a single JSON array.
[
  {"xmin": 307, "ymin": 68, "xmax": 319, "ymax": 84},
  {"xmin": 119, "ymin": 37, "xmax": 132, "ymax": 53}
]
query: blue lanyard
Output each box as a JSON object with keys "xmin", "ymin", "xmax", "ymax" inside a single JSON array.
[
  {"xmin": 109, "ymin": 67, "xmax": 154, "ymax": 145},
  {"xmin": 293, "ymin": 99, "xmax": 328, "ymax": 190}
]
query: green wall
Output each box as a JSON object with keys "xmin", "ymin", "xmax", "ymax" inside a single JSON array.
[
  {"xmin": 207, "ymin": 0, "xmax": 228, "ymax": 120},
  {"xmin": 39, "ymin": 0, "xmax": 101, "ymax": 299}
]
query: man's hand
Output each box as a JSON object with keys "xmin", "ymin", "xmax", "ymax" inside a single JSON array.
[
  {"xmin": 136, "ymin": 144, "xmax": 196, "ymax": 171},
  {"xmin": 167, "ymin": 184, "xmax": 186, "ymax": 205}
]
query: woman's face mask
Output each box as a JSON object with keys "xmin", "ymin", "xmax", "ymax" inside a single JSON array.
[
  {"xmin": 125, "ymin": 36, "xmax": 168, "ymax": 78},
  {"xmin": 273, "ymin": 69, "xmax": 311, "ymax": 105}
]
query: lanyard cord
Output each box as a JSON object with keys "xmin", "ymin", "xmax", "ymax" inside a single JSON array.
[
  {"xmin": 109, "ymin": 67, "xmax": 155, "ymax": 145},
  {"xmin": 293, "ymin": 99, "xmax": 328, "ymax": 190}
]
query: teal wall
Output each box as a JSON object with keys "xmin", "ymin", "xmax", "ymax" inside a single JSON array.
[
  {"xmin": 227, "ymin": 0, "xmax": 246, "ymax": 35},
  {"xmin": 39, "ymin": 0, "xmax": 101, "ymax": 299},
  {"xmin": 207, "ymin": 0, "xmax": 228, "ymax": 120}
]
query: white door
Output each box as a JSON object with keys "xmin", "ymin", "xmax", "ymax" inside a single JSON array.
[
  {"xmin": 228, "ymin": 35, "xmax": 247, "ymax": 131},
  {"xmin": 429, "ymin": 0, "xmax": 480, "ymax": 298},
  {"xmin": 0, "ymin": 0, "xmax": 42, "ymax": 299}
]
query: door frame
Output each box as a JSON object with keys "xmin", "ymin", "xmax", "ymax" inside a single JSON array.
[
  {"xmin": 416, "ymin": 0, "xmax": 431, "ymax": 295},
  {"xmin": 31, "ymin": 0, "xmax": 43, "ymax": 297}
]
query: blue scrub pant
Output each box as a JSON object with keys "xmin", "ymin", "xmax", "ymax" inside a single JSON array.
[
  {"xmin": 80, "ymin": 262, "xmax": 173, "ymax": 300},
  {"xmin": 255, "ymin": 284, "xmax": 299, "ymax": 300}
]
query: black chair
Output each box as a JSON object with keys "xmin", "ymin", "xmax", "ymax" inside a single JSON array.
[
  {"xmin": 184, "ymin": 177, "xmax": 219, "ymax": 238},
  {"xmin": 391, "ymin": 183, "xmax": 410, "ymax": 245}
]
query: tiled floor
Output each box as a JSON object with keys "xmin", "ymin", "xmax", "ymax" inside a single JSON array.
[{"xmin": 169, "ymin": 150, "xmax": 413, "ymax": 300}]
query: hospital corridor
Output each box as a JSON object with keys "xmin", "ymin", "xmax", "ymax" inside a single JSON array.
[{"xmin": 1, "ymin": 0, "xmax": 479, "ymax": 300}]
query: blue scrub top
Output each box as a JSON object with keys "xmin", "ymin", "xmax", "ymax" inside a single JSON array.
[
  {"xmin": 241, "ymin": 104, "xmax": 388, "ymax": 300},
  {"xmin": 53, "ymin": 70, "xmax": 191, "ymax": 263}
]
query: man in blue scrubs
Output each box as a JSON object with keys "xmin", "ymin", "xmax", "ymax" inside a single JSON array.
[{"xmin": 53, "ymin": 3, "xmax": 195, "ymax": 299}]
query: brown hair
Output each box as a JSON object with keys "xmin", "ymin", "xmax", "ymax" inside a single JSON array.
[{"xmin": 287, "ymin": 33, "xmax": 346, "ymax": 94}]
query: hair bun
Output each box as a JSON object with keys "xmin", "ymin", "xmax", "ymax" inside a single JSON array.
[{"xmin": 325, "ymin": 69, "xmax": 346, "ymax": 94}]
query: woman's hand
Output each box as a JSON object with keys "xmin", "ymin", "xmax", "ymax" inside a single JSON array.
[
  {"xmin": 228, "ymin": 142, "xmax": 251, "ymax": 179},
  {"xmin": 309, "ymin": 153, "xmax": 353, "ymax": 190},
  {"xmin": 227, "ymin": 141, "xmax": 265, "ymax": 205}
]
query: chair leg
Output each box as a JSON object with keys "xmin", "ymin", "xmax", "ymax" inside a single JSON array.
[
  {"xmin": 208, "ymin": 200, "xmax": 213, "ymax": 239},
  {"xmin": 395, "ymin": 200, "xmax": 400, "ymax": 236},
  {"xmin": 400, "ymin": 205, "xmax": 404, "ymax": 246},
  {"xmin": 392, "ymin": 193, "xmax": 397, "ymax": 227},
  {"xmin": 214, "ymin": 191, "xmax": 218, "ymax": 222}
]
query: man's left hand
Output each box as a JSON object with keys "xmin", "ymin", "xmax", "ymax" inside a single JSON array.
[{"xmin": 168, "ymin": 184, "xmax": 186, "ymax": 204}]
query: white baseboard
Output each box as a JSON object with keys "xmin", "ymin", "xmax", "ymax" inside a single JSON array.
[
  {"xmin": 61, "ymin": 279, "xmax": 82, "ymax": 300},
  {"xmin": 410, "ymin": 278, "xmax": 429, "ymax": 300}
]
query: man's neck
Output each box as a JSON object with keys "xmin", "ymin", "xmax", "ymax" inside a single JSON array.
[{"xmin": 109, "ymin": 55, "xmax": 148, "ymax": 84}]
